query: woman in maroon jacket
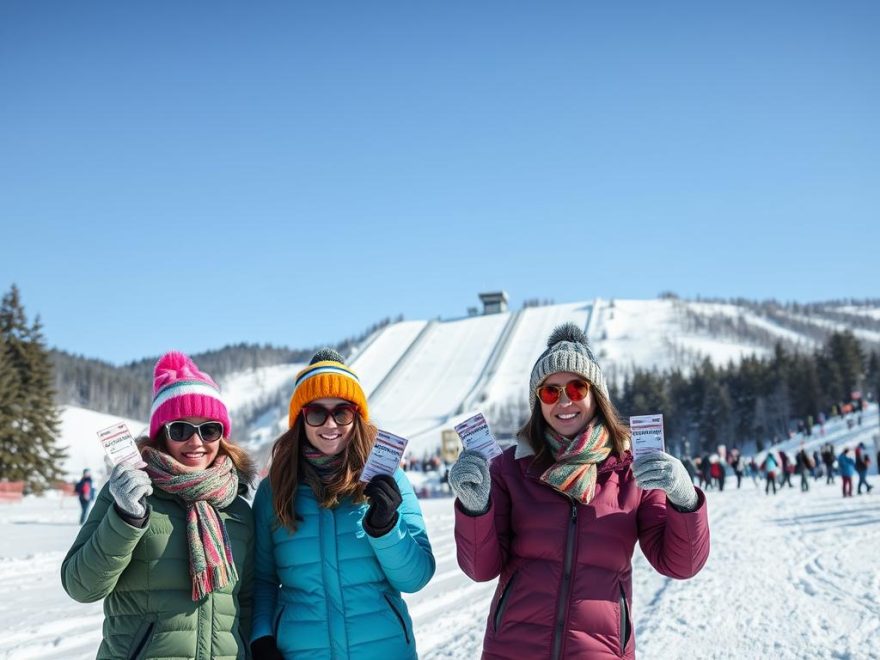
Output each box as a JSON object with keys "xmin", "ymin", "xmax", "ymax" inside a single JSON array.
[{"xmin": 450, "ymin": 324, "xmax": 710, "ymax": 659}]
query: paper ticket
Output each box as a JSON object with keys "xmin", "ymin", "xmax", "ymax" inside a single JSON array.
[
  {"xmin": 454, "ymin": 412, "xmax": 502, "ymax": 460},
  {"xmin": 360, "ymin": 429, "xmax": 409, "ymax": 482},
  {"xmin": 629, "ymin": 414, "xmax": 665, "ymax": 459},
  {"xmin": 97, "ymin": 423, "xmax": 142, "ymax": 467}
]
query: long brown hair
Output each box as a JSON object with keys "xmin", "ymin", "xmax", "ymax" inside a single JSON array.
[
  {"xmin": 269, "ymin": 414, "xmax": 377, "ymax": 532},
  {"xmin": 136, "ymin": 431, "xmax": 257, "ymax": 486},
  {"xmin": 518, "ymin": 383, "xmax": 630, "ymax": 461}
]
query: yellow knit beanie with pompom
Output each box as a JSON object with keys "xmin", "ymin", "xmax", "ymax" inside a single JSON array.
[{"xmin": 288, "ymin": 349, "xmax": 368, "ymax": 428}]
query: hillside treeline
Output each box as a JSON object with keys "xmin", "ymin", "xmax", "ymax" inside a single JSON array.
[
  {"xmin": 51, "ymin": 315, "xmax": 402, "ymax": 419},
  {"xmin": 614, "ymin": 331, "xmax": 879, "ymax": 455}
]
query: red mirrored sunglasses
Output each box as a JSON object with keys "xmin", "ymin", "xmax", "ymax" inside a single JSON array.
[{"xmin": 536, "ymin": 379, "xmax": 591, "ymax": 405}]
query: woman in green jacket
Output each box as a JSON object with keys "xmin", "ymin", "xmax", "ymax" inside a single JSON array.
[{"xmin": 61, "ymin": 351, "xmax": 256, "ymax": 660}]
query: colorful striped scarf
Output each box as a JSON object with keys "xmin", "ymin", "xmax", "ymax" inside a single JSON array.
[
  {"xmin": 142, "ymin": 447, "xmax": 240, "ymax": 601},
  {"xmin": 301, "ymin": 441, "xmax": 345, "ymax": 484},
  {"xmin": 541, "ymin": 420, "xmax": 612, "ymax": 504}
]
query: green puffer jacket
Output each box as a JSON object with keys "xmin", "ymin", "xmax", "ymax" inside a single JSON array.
[{"xmin": 61, "ymin": 482, "xmax": 254, "ymax": 660}]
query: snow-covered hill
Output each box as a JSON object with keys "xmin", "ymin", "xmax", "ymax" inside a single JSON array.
[
  {"xmin": 57, "ymin": 407, "xmax": 146, "ymax": 481},
  {"xmin": 243, "ymin": 297, "xmax": 880, "ymax": 458},
  {"xmin": 56, "ymin": 297, "xmax": 880, "ymax": 464}
]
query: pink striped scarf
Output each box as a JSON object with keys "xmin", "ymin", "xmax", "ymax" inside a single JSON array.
[
  {"xmin": 142, "ymin": 447, "xmax": 240, "ymax": 600},
  {"xmin": 541, "ymin": 421, "xmax": 612, "ymax": 504}
]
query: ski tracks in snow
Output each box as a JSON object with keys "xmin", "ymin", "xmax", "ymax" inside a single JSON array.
[
  {"xmin": 634, "ymin": 485, "xmax": 880, "ymax": 660},
  {"xmin": 0, "ymin": 551, "xmax": 104, "ymax": 659}
]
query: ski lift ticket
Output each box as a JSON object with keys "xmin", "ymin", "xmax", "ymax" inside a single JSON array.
[
  {"xmin": 97, "ymin": 423, "xmax": 142, "ymax": 467},
  {"xmin": 629, "ymin": 414, "xmax": 665, "ymax": 459},
  {"xmin": 454, "ymin": 413, "xmax": 503, "ymax": 460},
  {"xmin": 360, "ymin": 430, "xmax": 409, "ymax": 482}
]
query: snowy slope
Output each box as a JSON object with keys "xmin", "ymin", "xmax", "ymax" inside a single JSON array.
[
  {"xmin": 56, "ymin": 298, "xmax": 880, "ymax": 462},
  {"xmin": 754, "ymin": 405, "xmax": 880, "ymax": 464},
  {"xmin": 3, "ymin": 468, "xmax": 880, "ymax": 659},
  {"xmin": 227, "ymin": 298, "xmax": 879, "ymax": 457},
  {"xmin": 219, "ymin": 363, "xmax": 305, "ymax": 415},
  {"xmin": 480, "ymin": 301, "xmax": 593, "ymax": 409},
  {"xmin": 594, "ymin": 299, "xmax": 778, "ymax": 379},
  {"xmin": 368, "ymin": 313, "xmax": 511, "ymax": 439},
  {"xmin": 349, "ymin": 320, "xmax": 428, "ymax": 397},
  {"xmin": 57, "ymin": 407, "xmax": 146, "ymax": 482}
]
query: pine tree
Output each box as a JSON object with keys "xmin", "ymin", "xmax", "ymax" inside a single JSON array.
[
  {"xmin": 866, "ymin": 352, "xmax": 880, "ymax": 403},
  {"xmin": 0, "ymin": 337, "xmax": 18, "ymax": 473},
  {"xmin": 0, "ymin": 285, "xmax": 66, "ymax": 491},
  {"xmin": 822, "ymin": 331, "xmax": 864, "ymax": 404}
]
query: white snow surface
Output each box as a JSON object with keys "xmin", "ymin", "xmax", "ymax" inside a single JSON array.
[
  {"xmin": 57, "ymin": 406, "xmax": 147, "ymax": 482},
  {"xmin": 834, "ymin": 306, "xmax": 880, "ymax": 321},
  {"xmin": 218, "ymin": 363, "xmax": 305, "ymax": 416},
  {"xmin": 9, "ymin": 403, "xmax": 880, "ymax": 659},
  {"xmin": 349, "ymin": 320, "xmax": 428, "ymax": 397},
  {"xmin": 786, "ymin": 311, "xmax": 880, "ymax": 344},
  {"xmin": 2, "ymin": 466, "xmax": 880, "ymax": 659},
  {"xmin": 480, "ymin": 301, "xmax": 593, "ymax": 409}
]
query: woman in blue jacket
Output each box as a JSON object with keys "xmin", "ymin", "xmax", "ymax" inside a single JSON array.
[{"xmin": 251, "ymin": 349, "xmax": 435, "ymax": 659}]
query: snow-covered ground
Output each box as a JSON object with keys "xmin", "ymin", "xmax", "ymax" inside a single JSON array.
[{"xmin": 2, "ymin": 462, "xmax": 879, "ymax": 660}]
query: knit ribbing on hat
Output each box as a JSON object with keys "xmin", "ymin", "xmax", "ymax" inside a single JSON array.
[
  {"xmin": 529, "ymin": 322, "xmax": 607, "ymax": 410},
  {"xmin": 288, "ymin": 359, "xmax": 369, "ymax": 428}
]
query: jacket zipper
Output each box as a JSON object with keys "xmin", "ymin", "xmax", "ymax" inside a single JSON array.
[
  {"xmin": 129, "ymin": 622, "xmax": 155, "ymax": 660},
  {"xmin": 493, "ymin": 573, "xmax": 517, "ymax": 633},
  {"xmin": 383, "ymin": 594, "xmax": 411, "ymax": 644},
  {"xmin": 551, "ymin": 501, "xmax": 578, "ymax": 660},
  {"xmin": 619, "ymin": 583, "xmax": 630, "ymax": 655}
]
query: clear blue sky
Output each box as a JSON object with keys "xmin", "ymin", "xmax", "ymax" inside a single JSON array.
[{"xmin": 2, "ymin": 1, "xmax": 878, "ymax": 364}]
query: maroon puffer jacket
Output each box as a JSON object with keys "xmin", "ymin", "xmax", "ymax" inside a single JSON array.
[{"xmin": 455, "ymin": 443, "xmax": 710, "ymax": 659}]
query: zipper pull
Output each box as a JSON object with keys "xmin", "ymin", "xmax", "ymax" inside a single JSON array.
[{"xmin": 571, "ymin": 503, "xmax": 578, "ymax": 522}]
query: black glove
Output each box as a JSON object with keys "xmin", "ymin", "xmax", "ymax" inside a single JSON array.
[
  {"xmin": 251, "ymin": 635, "xmax": 284, "ymax": 660},
  {"xmin": 363, "ymin": 474, "xmax": 403, "ymax": 537}
]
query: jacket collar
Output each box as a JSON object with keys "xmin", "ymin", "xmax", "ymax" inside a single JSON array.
[{"xmin": 514, "ymin": 435, "xmax": 534, "ymax": 460}]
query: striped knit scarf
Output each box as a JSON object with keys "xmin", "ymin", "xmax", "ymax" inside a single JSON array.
[
  {"xmin": 541, "ymin": 420, "xmax": 612, "ymax": 504},
  {"xmin": 301, "ymin": 441, "xmax": 345, "ymax": 484},
  {"xmin": 142, "ymin": 447, "xmax": 239, "ymax": 601}
]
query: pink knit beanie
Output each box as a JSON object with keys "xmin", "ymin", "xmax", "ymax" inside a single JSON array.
[{"xmin": 149, "ymin": 351, "xmax": 231, "ymax": 439}]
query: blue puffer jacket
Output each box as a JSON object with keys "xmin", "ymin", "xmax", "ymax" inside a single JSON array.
[
  {"xmin": 838, "ymin": 453, "xmax": 856, "ymax": 478},
  {"xmin": 252, "ymin": 468, "xmax": 435, "ymax": 659}
]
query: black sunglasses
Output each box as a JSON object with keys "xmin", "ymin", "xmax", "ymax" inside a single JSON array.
[
  {"xmin": 302, "ymin": 403, "xmax": 358, "ymax": 427},
  {"xmin": 164, "ymin": 420, "xmax": 224, "ymax": 443}
]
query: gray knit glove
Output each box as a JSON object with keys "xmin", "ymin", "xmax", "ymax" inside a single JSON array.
[
  {"xmin": 448, "ymin": 450, "xmax": 491, "ymax": 515},
  {"xmin": 109, "ymin": 462, "xmax": 153, "ymax": 519},
  {"xmin": 633, "ymin": 452, "xmax": 699, "ymax": 512}
]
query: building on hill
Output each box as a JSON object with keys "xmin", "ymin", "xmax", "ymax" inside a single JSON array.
[{"xmin": 479, "ymin": 291, "xmax": 509, "ymax": 315}]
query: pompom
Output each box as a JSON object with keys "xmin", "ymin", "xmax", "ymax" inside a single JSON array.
[
  {"xmin": 547, "ymin": 322, "xmax": 588, "ymax": 348},
  {"xmin": 152, "ymin": 350, "xmax": 218, "ymax": 394},
  {"xmin": 310, "ymin": 348, "xmax": 345, "ymax": 365},
  {"xmin": 154, "ymin": 350, "xmax": 190, "ymax": 372}
]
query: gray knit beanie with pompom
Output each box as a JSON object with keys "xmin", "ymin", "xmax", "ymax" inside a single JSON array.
[{"xmin": 528, "ymin": 323, "xmax": 607, "ymax": 410}]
